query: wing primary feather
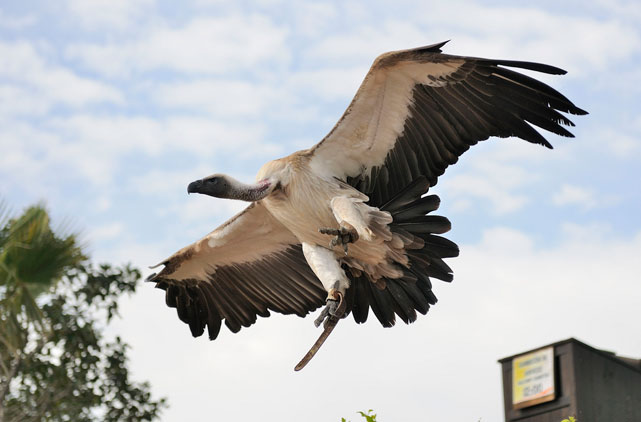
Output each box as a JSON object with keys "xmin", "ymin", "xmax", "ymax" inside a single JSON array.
[
  {"xmin": 259, "ymin": 258, "xmax": 310, "ymax": 315},
  {"xmin": 368, "ymin": 281, "xmax": 396, "ymax": 327},
  {"xmin": 408, "ymin": 107, "xmax": 457, "ymax": 176},
  {"xmin": 415, "ymin": 88, "xmax": 475, "ymax": 154},
  {"xmin": 402, "ymin": 115, "xmax": 444, "ymax": 179},
  {"xmin": 199, "ymin": 285, "xmax": 223, "ymax": 340},
  {"xmin": 439, "ymin": 84, "xmax": 499, "ymax": 135},
  {"xmin": 483, "ymin": 59, "xmax": 567, "ymax": 75},
  {"xmin": 489, "ymin": 66, "xmax": 587, "ymax": 115},
  {"xmin": 413, "ymin": 88, "xmax": 471, "ymax": 163},
  {"xmin": 215, "ymin": 267, "xmax": 260, "ymax": 327},
  {"xmin": 425, "ymin": 87, "xmax": 479, "ymax": 142},
  {"xmin": 206, "ymin": 274, "xmax": 250, "ymax": 332},
  {"xmin": 165, "ymin": 285, "xmax": 178, "ymax": 308},
  {"xmin": 243, "ymin": 266, "xmax": 292, "ymax": 313}
]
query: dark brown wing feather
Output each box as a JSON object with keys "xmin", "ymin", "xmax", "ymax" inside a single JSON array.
[{"xmin": 152, "ymin": 245, "xmax": 325, "ymax": 339}]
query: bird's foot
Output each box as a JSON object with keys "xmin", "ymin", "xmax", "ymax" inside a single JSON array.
[
  {"xmin": 319, "ymin": 224, "xmax": 359, "ymax": 255},
  {"xmin": 314, "ymin": 288, "xmax": 346, "ymax": 329}
]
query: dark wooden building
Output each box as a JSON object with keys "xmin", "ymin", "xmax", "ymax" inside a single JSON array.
[{"xmin": 499, "ymin": 338, "xmax": 641, "ymax": 422}]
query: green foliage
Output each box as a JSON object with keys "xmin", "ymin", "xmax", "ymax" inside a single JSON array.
[
  {"xmin": 342, "ymin": 409, "xmax": 377, "ymax": 422},
  {"xmin": 561, "ymin": 417, "xmax": 577, "ymax": 422},
  {"xmin": 0, "ymin": 204, "xmax": 84, "ymax": 293},
  {"xmin": 0, "ymin": 203, "xmax": 85, "ymax": 355},
  {"xmin": 0, "ymin": 204, "xmax": 166, "ymax": 422}
]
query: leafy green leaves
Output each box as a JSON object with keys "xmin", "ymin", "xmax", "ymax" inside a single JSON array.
[
  {"xmin": 343, "ymin": 409, "xmax": 377, "ymax": 422},
  {"xmin": 0, "ymin": 203, "xmax": 84, "ymax": 355},
  {"xmin": 0, "ymin": 204, "xmax": 84, "ymax": 292}
]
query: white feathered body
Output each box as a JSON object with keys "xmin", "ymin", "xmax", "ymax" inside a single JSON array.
[{"xmin": 257, "ymin": 152, "xmax": 417, "ymax": 284}]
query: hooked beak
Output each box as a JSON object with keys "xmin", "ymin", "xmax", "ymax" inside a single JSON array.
[{"xmin": 187, "ymin": 179, "xmax": 203, "ymax": 194}]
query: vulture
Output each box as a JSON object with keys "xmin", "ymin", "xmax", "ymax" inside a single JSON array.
[{"xmin": 148, "ymin": 41, "xmax": 586, "ymax": 369}]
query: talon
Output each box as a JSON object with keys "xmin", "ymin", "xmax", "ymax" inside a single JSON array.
[
  {"xmin": 319, "ymin": 228, "xmax": 339, "ymax": 236},
  {"xmin": 314, "ymin": 288, "xmax": 346, "ymax": 328},
  {"xmin": 314, "ymin": 306, "xmax": 331, "ymax": 327},
  {"xmin": 319, "ymin": 225, "xmax": 359, "ymax": 254}
]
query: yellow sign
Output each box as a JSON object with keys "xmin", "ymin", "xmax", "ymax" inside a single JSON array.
[{"xmin": 512, "ymin": 347, "xmax": 555, "ymax": 409}]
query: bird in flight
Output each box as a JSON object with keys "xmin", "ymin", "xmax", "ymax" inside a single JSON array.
[{"xmin": 147, "ymin": 41, "xmax": 586, "ymax": 370}]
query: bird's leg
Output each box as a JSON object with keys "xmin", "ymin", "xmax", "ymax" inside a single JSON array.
[
  {"xmin": 301, "ymin": 243, "xmax": 350, "ymax": 324},
  {"xmin": 319, "ymin": 223, "xmax": 359, "ymax": 255}
]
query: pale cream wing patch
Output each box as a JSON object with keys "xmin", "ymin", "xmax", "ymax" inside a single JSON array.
[{"xmin": 309, "ymin": 50, "xmax": 463, "ymax": 180}]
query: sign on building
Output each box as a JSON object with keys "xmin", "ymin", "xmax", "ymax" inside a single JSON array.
[{"xmin": 512, "ymin": 346, "xmax": 555, "ymax": 409}]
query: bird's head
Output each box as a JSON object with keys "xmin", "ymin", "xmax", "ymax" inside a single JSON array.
[
  {"xmin": 187, "ymin": 173, "xmax": 274, "ymax": 202},
  {"xmin": 187, "ymin": 174, "xmax": 231, "ymax": 198}
]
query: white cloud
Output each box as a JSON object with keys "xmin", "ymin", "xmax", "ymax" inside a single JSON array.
[
  {"xmin": 442, "ymin": 147, "xmax": 537, "ymax": 215},
  {"xmin": 65, "ymin": 0, "xmax": 155, "ymax": 30},
  {"xmin": 288, "ymin": 3, "xmax": 338, "ymax": 38},
  {"xmin": 0, "ymin": 41, "xmax": 122, "ymax": 116},
  {"xmin": 303, "ymin": 19, "xmax": 432, "ymax": 66},
  {"xmin": 285, "ymin": 66, "xmax": 367, "ymax": 102},
  {"xmin": 152, "ymin": 79, "xmax": 284, "ymax": 117},
  {"xmin": 130, "ymin": 166, "xmax": 214, "ymax": 197},
  {"xmin": 305, "ymin": 3, "xmax": 640, "ymax": 80},
  {"xmin": 426, "ymin": 4, "xmax": 640, "ymax": 74},
  {"xmin": 132, "ymin": 166, "xmax": 258, "ymax": 197},
  {"xmin": 89, "ymin": 222, "xmax": 125, "ymax": 243},
  {"xmin": 0, "ymin": 10, "xmax": 37, "ymax": 29},
  {"xmin": 0, "ymin": 84, "xmax": 50, "ymax": 116},
  {"xmin": 553, "ymin": 183, "xmax": 597, "ymax": 210},
  {"xmin": 592, "ymin": 129, "xmax": 641, "ymax": 158},
  {"xmin": 592, "ymin": 0, "xmax": 641, "ymax": 22},
  {"xmin": 0, "ymin": 113, "xmax": 271, "ymax": 192},
  {"xmin": 66, "ymin": 15, "xmax": 290, "ymax": 77},
  {"xmin": 560, "ymin": 221, "xmax": 613, "ymax": 243},
  {"xmin": 51, "ymin": 113, "xmax": 269, "ymax": 162}
]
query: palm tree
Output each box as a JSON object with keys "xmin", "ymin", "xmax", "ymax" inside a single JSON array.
[{"xmin": 0, "ymin": 202, "xmax": 84, "ymax": 420}]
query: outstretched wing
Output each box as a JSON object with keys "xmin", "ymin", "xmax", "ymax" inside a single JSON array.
[
  {"xmin": 148, "ymin": 202, "xmax": 325, "ymax": 340},
  {"xmin": 309, "ymin": 41, "xmax": 587, "ymax": 200}
]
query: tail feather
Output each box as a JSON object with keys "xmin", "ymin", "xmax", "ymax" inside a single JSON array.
[
  {"xmin": 367, "ymin": 282, "xmax": 397, "ymax": 328},
  {"xmin": 386, "ymin": 280, "xmax": 419, "ymax": 324},
  {"xmin": 392, "ymin": 195, "xmax": 441, "ymax": 221},
  {"xmin": 344, "ymin": 175, "xmax": 458, "ymax": 327},
  {"xmin": 397, "ymin": 275, "xmax": 431, "ymax": 314},
  {"xmin": 394, "ymin": 216, "xmax": 451, "ymax": 234},
  {"xmin": 414, "ymin": 233, "xmax": 459, "ymax": 258},
  {"xmin": 381, "ymin": 177, "xmax": 430, "ymax": 211},
  {"xmin": 351, "ymin": 274, "xmax": 371, "ymax": 324}
]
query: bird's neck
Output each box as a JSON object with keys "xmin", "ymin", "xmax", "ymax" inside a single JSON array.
[{"xmin": 228, "ymin": 177, "xmax": 273, "ymax": 202}]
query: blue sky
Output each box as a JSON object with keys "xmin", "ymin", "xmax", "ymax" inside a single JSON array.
[{"xmin": 2, "ymin": 1, "xmax": 640, "ymax": 421}]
